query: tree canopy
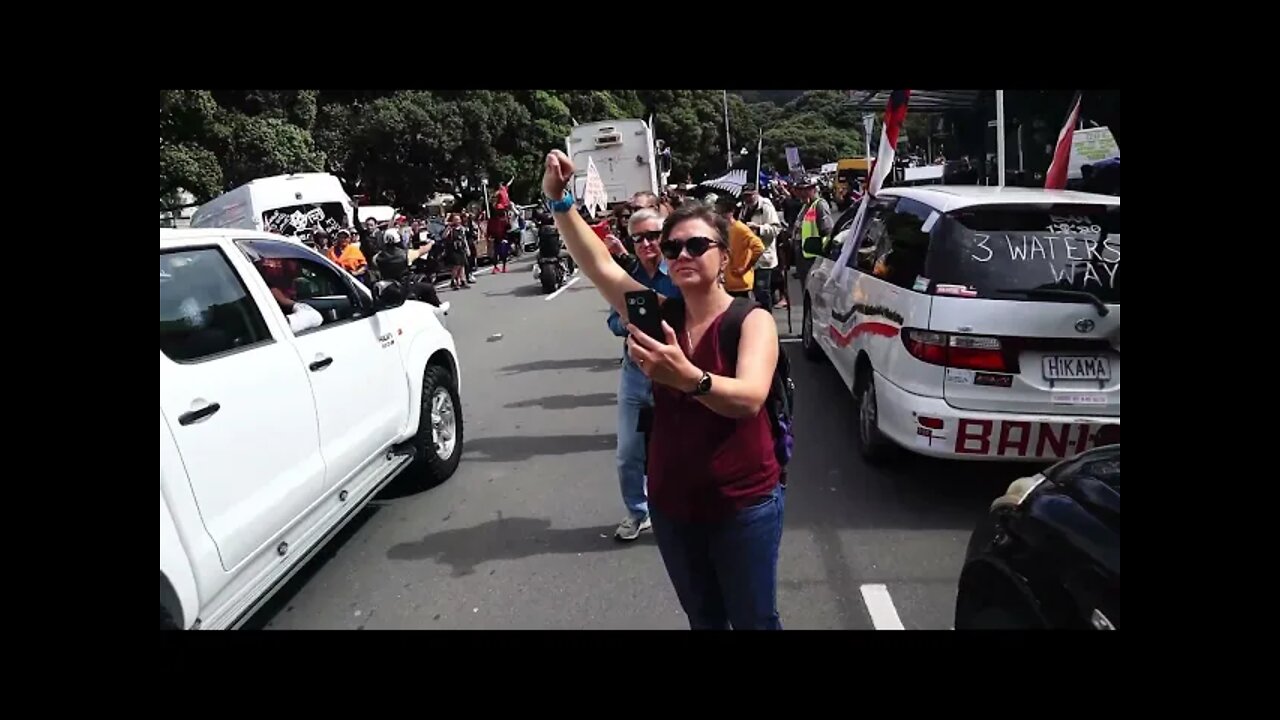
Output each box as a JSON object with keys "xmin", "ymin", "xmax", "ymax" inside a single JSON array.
[
  {"xmin": 161, "ymin": 89, "xmax": 879, "ymax": 210},
  {"xmin": 161, "ymin": 89, "xmax": 1118, "ymax": 210}
]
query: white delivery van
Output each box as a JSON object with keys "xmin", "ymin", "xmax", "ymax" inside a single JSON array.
[
  {"xmin": 566, "ymin": 119, "xmax": 658, "ymax": 205},
  {"xmin": 190, "ymin": 173, "xmax": 354, "ymax": 238},
  {"xmin": 356, "ymin": 205, "xmax": 397, "ymax": 225}
]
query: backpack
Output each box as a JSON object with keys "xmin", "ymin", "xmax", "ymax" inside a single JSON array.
[{"xmin": 661, "ymin": 297, "xmax": 795, "ymax": 474}]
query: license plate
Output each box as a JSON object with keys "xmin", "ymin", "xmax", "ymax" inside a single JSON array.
[{"xmin": 1042, "ymin": 355, "xmax": 1111, "ymax": 381}]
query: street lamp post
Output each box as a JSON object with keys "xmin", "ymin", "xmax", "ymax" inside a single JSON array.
[
  {"xmin": 863, "ymin": 114, "xmax": 875, "ymax": 162},
  {"xmin": 996, "ymin": 90, "xmax": 1007, "ymax": 187}
]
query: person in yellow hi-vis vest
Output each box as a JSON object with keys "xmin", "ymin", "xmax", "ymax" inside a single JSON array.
[{"xmin": 792, "ymin": 175, "xmax": 834, "ymax": 285}]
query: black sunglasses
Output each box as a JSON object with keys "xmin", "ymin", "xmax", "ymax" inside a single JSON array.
[
  {"xmin": 632, "ymin": 230, "xmax": 662, "ymax": 244},
  {"xmin": 660, "ymin": 235, "xmax": 722, "ymax": 260}
]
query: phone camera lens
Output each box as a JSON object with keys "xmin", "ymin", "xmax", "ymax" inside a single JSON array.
[{"xmin": 637, "ymin": 297, "xmax": 645, "ymax": 305}]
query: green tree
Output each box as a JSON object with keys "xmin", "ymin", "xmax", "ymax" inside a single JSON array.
[{"xmin": 221, "ymin": 115, "xmax": 326, "ymax": 188}]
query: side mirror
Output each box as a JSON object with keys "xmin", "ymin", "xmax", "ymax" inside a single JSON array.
[
  {"xmin": 372, "ymin": 280, "xmax": 406, "ymax": 311},
  {"xmin": 802, "ymin": 235, "xmax": 826, "ymax": 257}
]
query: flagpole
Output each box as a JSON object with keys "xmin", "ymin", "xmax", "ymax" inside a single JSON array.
[
  {"xmin": 723, "ymin": 90, "xmax": 732, "ymax": 170},
  {"xmin": 996, "ymin": 90, "xmax": 1007, "ymax": 187},
  {"xmin": 755, "ymin": 128, "xmax": 763, "ymax": 184}
]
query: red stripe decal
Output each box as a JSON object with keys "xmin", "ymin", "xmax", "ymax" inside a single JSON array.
[{"xmin": 829, "ymin": 321, "xmax": 900, "ymax": 347}]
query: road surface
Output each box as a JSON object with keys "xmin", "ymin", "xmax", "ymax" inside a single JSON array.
[{"xmin": 249, "ymin": 255, "xmax": 1033, "ymax": 630}]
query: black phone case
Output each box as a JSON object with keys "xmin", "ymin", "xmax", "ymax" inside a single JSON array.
[{"xmin": 624, "ymin": 290, "xmax": 663, "ymax": 339}]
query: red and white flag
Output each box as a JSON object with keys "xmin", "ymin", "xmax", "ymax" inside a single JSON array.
[
  {"xmin": 1045, "ymin": 92, "xmax": 1083, "ymax": 190},
  {"xmin": 867, "ymin": 89, "xmax": 912, "ymax": 197},
  {"xmin": 829, "ymin": 90, "xmax": 911, "ymax": 285}
]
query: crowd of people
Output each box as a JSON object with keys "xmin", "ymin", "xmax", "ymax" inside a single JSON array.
[{"xmin": 296, "ymin": 202, "xmax": 533, "ymax": 298}]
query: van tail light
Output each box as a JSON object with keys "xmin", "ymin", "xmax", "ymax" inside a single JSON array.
[
  {"xmin": 902, "ymin": 329, "xmax": 1016, "ymax": 373},
  {"xmin": 902, "ymin": 330, "xmax": 948, "ymax": 365}
]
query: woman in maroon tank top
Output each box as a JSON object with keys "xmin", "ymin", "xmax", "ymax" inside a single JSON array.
[{"xmin": 542, "ymin": 151, "xmax": 785, "ymax": 630}]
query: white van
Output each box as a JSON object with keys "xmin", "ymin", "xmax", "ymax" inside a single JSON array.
[
  {"xmin": 356, "ymin": 205, "xmax": 397, "ymax": 225},
  {"xmin": 566, "ymin": 119, "xmax": 658, "ymax": 205},
  {"xmin": 190, "ymin": 173, "xmax": 353, "ymax": 238},
  {"xmin": 802, "ymin": 186, "xmax": 1120, "ymax": 464}
]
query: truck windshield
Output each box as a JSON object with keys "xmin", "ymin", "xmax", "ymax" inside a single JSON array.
[{"xmin": 925, "ymin": 204, "xmax": 1120, "ymax": 305}]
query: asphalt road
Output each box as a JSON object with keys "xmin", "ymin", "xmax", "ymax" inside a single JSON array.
[{"xmin": 250, "ymin": 255, "xmax": 1036, "ymax": 630}]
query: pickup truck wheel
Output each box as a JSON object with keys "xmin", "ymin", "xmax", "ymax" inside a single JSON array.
[
  {"xmin": 412, "ymin": 366, "xmax": 463, "ymax": 483},
  {"xmin": 160, "ymin": 603, "xmax": 180, "ymax": 630},
  {"xmin": 801, "ymin": 298, "xmax": 823, "ymax": 362}
]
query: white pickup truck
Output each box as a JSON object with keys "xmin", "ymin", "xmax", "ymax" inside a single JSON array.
[{"xmin": 160, "ymin": 228, "xmax": 464, "ymax": 629}]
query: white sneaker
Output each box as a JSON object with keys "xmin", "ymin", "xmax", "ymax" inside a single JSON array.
[{"xmin": 614, "ymin": 515, "xmax": 652, "ymax": 542}]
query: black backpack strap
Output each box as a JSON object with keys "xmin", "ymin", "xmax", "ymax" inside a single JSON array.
[{"xmin": 717, "ymin": 296, "xmax": 761, "ymax": 375}]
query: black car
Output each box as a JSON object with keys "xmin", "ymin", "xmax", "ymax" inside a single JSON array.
[{"xmin": 955, "ymin": 445, "xmax": 1120, "ymax": 630}]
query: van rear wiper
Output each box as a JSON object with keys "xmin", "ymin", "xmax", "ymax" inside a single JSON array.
[{"xmin": 995, "ymin": 287, "xmax": 1110, "ymax": 317}]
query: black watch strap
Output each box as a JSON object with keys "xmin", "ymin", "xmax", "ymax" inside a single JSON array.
[{"xmin": 691, "ymin": 371, "xmax": 712, "ymax": 396}]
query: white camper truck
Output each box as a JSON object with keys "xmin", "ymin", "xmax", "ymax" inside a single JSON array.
[
  {"xmin": 190, "ymin": 173, "xmax": 354, "ymax": 238},
  {"xmin": 566, "ymin": 119, "xmax": 658, "ymax": 206}
]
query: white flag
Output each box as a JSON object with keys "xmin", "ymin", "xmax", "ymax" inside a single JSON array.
[{"xmin": 583, "ymin": 156, "xmax": 608, "ymax": 219}]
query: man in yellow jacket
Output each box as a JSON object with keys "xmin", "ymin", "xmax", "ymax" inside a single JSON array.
[{"xmin": 714, "ymin": 196, "xmax": 766, "ymax": 299}]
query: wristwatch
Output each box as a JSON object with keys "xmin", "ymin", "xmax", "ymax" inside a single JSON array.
[
  {"xmin": 546, "ymin": 191, "xmax": 576, "ymax": 214},
  {"xmin": 690, "ymin": 370, "xmax": 712, "ymax": 396}
]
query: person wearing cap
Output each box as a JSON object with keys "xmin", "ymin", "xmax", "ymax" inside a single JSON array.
[
  {"xmin": 793, "ymin": 175, "xmax": 833, "ymax": 285},
  {"xmin": 328, "ymin": 229, "xmax": 369, "ymax": 276},
  {"xmin": 325, "ymin": 230, "xmax": 345, "ymax": 264},
  {"xmin": 737, "ymin": 183, "xmax": 782, "ymax": 310},
  {"xmin": 713, "ymin": 195, "xmax": 766, "ymax": 299}
]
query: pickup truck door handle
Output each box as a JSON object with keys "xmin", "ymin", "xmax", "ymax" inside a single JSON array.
[
  {"xmin": 309, "ymin": 356, "xmax": 334, "ymax": 372},
  {"xmin": 178, "ymin": 402, "xmax": 221, "ymax": 426}
]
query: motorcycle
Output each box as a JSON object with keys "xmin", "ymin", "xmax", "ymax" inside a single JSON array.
[{"xmin": 532, "ymin": 223, "xmax": 575, "ymax": 293}]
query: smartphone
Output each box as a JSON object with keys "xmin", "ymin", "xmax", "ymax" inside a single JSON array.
[{"xmin": 624, "ymin": 289, "xmax": 663, "ymax": 339}]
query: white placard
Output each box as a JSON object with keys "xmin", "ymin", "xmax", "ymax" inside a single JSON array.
[
  {"xmin": 1069, "ymin": 127, "xmax": 1120, "ymax": 179},
  {"xmin": 583, "ymin": 156, "xmax": 608, "ymax": 219},
  {"xmin": 785, "ymin": 145, "xmax": 805, "ymax": 176}
]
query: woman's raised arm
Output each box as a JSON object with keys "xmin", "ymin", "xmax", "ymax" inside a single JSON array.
[{"xmin": 543, "ymin": 151, "xmax": 646, "ymax": 314}]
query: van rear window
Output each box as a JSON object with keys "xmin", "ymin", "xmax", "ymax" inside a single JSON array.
[
  {"xmin": 925, "ymin": 204, "xmax": 1120, "ymax": 304},
  {"xmin": 263, "ymin": 202, "xmax": 347, "ymax": 237}
]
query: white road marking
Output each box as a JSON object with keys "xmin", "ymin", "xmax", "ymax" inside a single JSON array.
[
  {"xmin": 860, "ymin": 584, "xmax": 906, "ymax": 630},
  {"xmin": 545, "ymin": 274, "xmax": 582, "ymax": 301}
]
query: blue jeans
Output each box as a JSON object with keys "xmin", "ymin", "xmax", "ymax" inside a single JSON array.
[
  {"xmin": 651, "ymin": 484, "xmax": 785, "ymax": 630},
  {"xmin": 617, "ymin": 356, "xmax": 653, "ymax": 520}
]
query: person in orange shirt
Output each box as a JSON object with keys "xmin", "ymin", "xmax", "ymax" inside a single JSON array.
[
  {"xmin": 328, "ymin": 229, "xmax": 368, "ymax": 276},
  {"xmin": 714, "ymin": 196, "xmax": 766, "ymax": 299}
]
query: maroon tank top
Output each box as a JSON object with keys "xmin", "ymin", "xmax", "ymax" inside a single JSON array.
[{"xmin": 646, "ymin": 309, "xmax": 781, "ymax": 522}]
